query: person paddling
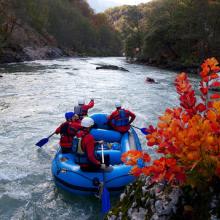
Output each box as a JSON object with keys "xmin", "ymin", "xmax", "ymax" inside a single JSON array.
[
  {"xmin": 74, "ymin": 117, "xmax": 102, "ymax": 171},
  {"xmin": 108, "ymin": 101, "xmax": 136, "ymax": 133},
  {"xmin": 74, "ymin": 98, "xmax": 94, "ymax": 119},
  {"xmin": 55, "ymin": 112, "xmax": 81, "ymax": 154}
]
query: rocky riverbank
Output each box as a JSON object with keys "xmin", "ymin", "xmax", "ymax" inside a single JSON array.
[
  {"xmin": 0, "ymin": 46, "xmax": 65, "ymax": 63},
  {"xmin": 105, "ymin": 176, "xmax": 220, "ymax": 220}
]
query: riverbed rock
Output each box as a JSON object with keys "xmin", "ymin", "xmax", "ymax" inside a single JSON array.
[{"xmin": 96, "ymin": 65, "xmax": 129, "ymax": 72}]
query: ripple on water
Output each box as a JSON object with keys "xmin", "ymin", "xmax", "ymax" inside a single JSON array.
[{"xmin": 0, "ymin": 195, "xmax": 27, "ymax": 219}]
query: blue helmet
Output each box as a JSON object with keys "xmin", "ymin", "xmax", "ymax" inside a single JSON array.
[{"xmin": 65, "ymin": 112, "xmax": 75, "ymax": 120}]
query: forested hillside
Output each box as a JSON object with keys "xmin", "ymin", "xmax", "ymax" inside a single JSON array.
[
  {"xmin": 105, "ymin": 0, "xmax": 220, "ymax": 70},
  {"xmin": 0, "ymin": 0, "xmax": 122, "ymax": 63}
]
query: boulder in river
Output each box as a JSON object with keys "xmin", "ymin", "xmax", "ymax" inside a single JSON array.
[
  {"xmin": 96, "ymin": 65, "xmax": 129, "ymax": 72},
  {"xmin": 145, "ymin": 77, "xmax": 158, "ymax": 84}
]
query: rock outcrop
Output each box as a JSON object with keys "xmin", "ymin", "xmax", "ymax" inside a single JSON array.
[{"xmin": 0, "ymin": 20, "xmax": 66, "ymax": 63}]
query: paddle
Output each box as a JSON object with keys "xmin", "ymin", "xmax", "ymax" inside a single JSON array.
[
  {"xmin": 131, "ymin": 125, "xmax": 149, "ymax": 135},
  {"xmin": 35, "ymin": 132, "xmax": 56, "ymax": 147},
  {"xmin": 101, "ymin": 143, "xmax": 111, "ymax": 213}
]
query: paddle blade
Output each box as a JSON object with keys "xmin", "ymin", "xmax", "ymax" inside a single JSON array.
[
  {"xmin": 140, "ymin": 128, "xmax": 149, "ymax": 135},
  {"xmin": 102, "ymin": 186, "xmax": 110, "ymax": 213},
  {"xmin": 35, "ymin": 138, "xmax": 49, "ymax": 147}
]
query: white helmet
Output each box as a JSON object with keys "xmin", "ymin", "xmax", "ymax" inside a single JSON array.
[
  {"xmin": 115, "ymin": 100, "xmax": 121, "ymax": 108},
  {"xmin": 81, "ymin": 117, "xmax": 94, "ymax": 128},
  {"xmin": 78, "ymin": 98, "xmax": 85, "ymax": 105}
]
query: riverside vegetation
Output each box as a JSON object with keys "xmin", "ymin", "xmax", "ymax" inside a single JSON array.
[{"xmin": 105, "ymin": 0, "xmax": 220, "ymax": 71}]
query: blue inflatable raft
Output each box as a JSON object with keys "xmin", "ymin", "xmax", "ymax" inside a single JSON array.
[{"xmin": 52, "ymin": 113, "xmax": 142, "ymax": 195}]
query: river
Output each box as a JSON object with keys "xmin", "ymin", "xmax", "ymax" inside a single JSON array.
[{"xmin": 0, "ymin": 57, "xmax": 199, "ymax": 220}]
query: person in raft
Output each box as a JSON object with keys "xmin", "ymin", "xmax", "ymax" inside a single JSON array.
[
  {"xmin": 55, "ymin": 112, "xmax": 82, "ymax": 154},
  {"xmin": 108, "ymin": 100, "xmax": 136, "ymax": 133},
  {"xmin": 74, "ymin": 98, "xmax": 94, "ymax": 119},
  {"xmin": 74, "ymin": 117, "xmax": 106, "ymax": 171}
]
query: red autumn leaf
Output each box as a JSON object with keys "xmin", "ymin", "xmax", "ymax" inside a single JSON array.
[
  {"xmin": 147, "ymin": 125, "xmax": 156, "ymax": 133},
  {"xmin": 196, "ymin": 103, "xmax": 206, "ymax": 112},
  {"xmin": 166, "ymin": 158, "xmax": 177, "ymax": 167},
  {"xmin": 143, "ymin": 153, "xmax": 151, "ymax": 162},
  {"xmin": 182, "ymin": 113, "xmax": 190, "ymax": 123},
  {"xmin": 208, "ymin": 102, "xmax": 213, "ymax": 108},
  {"xmin": 142, "ymin": 167, "xmax": 152, "ymax": 176},
  {"xmin": 210, "ymin": 94, "xmax": 220, "ymax": 99},
  {"xmin": 200, "ymin": 70, "xmax": 208, "ymax": 78},
  {"xmin": 200, "ymin": 87, "xmax": 208, "ymax": 95},
  {"xmin": 206, "ymin": 110, "xmax": 217, "ymax": 121},
  {"xmin": 147, "ymin": 141, "xmax": 155, "ymax": 146},
  {"xmin": 210, "ymin": 121, "xmax": 220, "ymax": 132},
  {"xmin": 210, "ymin": 73, "xmax": 219, "ymax": 80},
  {"xmin": 130, "ymin": 166, "xmax": 142, "ymax": 177},
  {"xmin": 209, "ymin": 81, "xmax": 220, "ymax": 87},
  {"xmin": 203, "ymin": 76, "xmax": 209, "ymax": 83}
]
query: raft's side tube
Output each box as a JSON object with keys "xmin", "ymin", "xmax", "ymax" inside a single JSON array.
[
  {"xmin": 121, "ymin": 128, "xmax": 142, "ymax": 153},
  {"xmin": 96, "ymin": 150, "xmax": 122, "ymax": 165},
  {"xmin": 90, "ymin": 113, "xmax": 109, "ymax": 129},
  {"xmin": 130, "ymin": 127, "xmax": 142, "ymax": 151},
  {"xmin": 90, "ymin": 128, "xmax": 122, "ymax": 142},
  {"xmin": 121, "ymin": 132, "xmax": 130, "ymax": 153}
]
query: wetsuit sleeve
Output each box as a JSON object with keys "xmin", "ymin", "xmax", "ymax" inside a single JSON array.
[
  {"xmin": 83, "ymin": 100, "xmax": 94, "ymax": 111},
  {"xmin": 126, "ymin": 110, "xmax": 136, "ymax": 124},
  {"xmin": 85, "ymin": 135, "xmax": 100, "ymax": 165},
  {"xmin": 55, "ymin": 127, "xmax": 60, "ymax": 134},
  {"xmin": 55, "ymin": 123, "xmax": 64, "ymax": 134}
]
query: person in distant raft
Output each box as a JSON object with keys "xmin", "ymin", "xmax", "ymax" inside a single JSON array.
[
  {"xmin": 108, "ymin": 101, "xmax": 136, "ymax": 133},
  {"xmin": 74, "ymin": 117, "xmax": 102, "ymax": 171},
  {"xmin": 74, "ymin": 98, "xmax": 94, "ymax": 119},
  {"xmin": 55, "ymin": 112, "xmax": 81, "ymax": 154}
]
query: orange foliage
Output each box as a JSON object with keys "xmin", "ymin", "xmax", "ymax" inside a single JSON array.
[{"xmin": 122, "ymin": 58, "xmax": 220, "ymax": 187}]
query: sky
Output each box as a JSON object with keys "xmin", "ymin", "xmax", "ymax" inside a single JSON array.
[{"xmin": 87, "ymin": 0, "xmax": 152, "ymax": 13}]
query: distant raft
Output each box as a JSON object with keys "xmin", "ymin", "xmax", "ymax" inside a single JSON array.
[{"xmin": 52, "ymin": 113, "xmax": 142, "ymax": 195}]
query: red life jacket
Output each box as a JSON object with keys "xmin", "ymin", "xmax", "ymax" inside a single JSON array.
[{"xmin": 56, "ymin": 122, "xmax": 78, "ymax": 148}]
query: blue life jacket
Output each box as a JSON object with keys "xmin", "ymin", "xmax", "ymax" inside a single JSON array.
[{"xmin": 111, "ymin": 109, "xmax": 129, "ymax": 127}]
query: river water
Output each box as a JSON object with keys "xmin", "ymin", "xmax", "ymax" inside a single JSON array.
[{"xmin": 0, "ymin": 57, "xmax": 199, "ymax": 220}]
